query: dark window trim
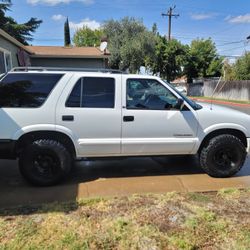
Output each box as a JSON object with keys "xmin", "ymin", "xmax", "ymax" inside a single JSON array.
[
  {"xmin": 166, "ymin": 81, "xmax": 202, "ymax": 111},
  {"xmin": 0, "ymin": 73, "xmax": 64, "ymax": 109},
  {"xmin": 65, "ymin": 76, "xmax": 116, "ymax": 109},
  {"xmin": 126, "ymin": 78, "xmax": 184, "ymax": 111}
]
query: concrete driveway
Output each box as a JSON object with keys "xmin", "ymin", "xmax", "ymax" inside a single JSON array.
[{"xmin": 0, "ymin": 103, "xmax": 249, "ymax": 208}]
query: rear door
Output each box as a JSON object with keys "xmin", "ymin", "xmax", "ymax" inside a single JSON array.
[{"xmin": 56, "ymin": 73, "xmax": 122, "ymax": 157}]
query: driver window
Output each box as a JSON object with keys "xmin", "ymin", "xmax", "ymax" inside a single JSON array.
[{"xmin": 126, "ymin": 79, "xmax": 178, "ymax": 110}]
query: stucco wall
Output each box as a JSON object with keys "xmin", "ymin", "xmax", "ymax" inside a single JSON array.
[
  {"xmin": 0, "ymin": 36, "xmax": 19, "ymax": 68},
  {"xmin": 30, "ymin": 57, "xmax": 106, "ymax": 69}
]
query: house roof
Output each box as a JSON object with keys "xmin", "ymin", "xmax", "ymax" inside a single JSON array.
[
  {"xmin": 0, "ymin": 29, "xmax": 110, "ymax": 59},
  {"xmin": 25, "ymin": 46, "xmax": 110, "ymax": 59},
  {"xmin": 0, "ymin": 29, "xmax": 32, "ymax": 53}
]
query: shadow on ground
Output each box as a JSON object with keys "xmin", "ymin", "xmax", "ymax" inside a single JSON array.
[{"xmin": 0, "ymin": 155, "xmax": 249, "ymax": 215}]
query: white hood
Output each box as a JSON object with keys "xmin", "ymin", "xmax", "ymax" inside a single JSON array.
[{"xmin": 195, "ymin": 102, "xmax": 250, "ymax": 137}]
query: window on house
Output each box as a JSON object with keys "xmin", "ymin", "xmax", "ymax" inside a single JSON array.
[
  {"xmin": 0, "ymin": 50, "xmax": 12, "ymax": 74},
  {"xmin": 0, "ymin": 73, "xmax": 64, "ymax": 108},
  {"xmin": 66, "ymin": 77, "xmax": 115, "ymax": 108},
  {"xmin": 0, "ymin": 51, "xmax": 5, "ymax": 74},
  {"xmin": 5, "ymin": 53, "xmax": 12, "ymax": 72}
]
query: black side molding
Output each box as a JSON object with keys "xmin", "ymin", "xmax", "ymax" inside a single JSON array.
[{"xmin": 0, "ymin": 140, "xmax": 16, "ymax": 159}]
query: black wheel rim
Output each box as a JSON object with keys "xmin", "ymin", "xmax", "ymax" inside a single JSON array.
[
  {"xmin": 32, "ymin": 152, "xmax": 60, "ymax": 179},
  {"xmin": 213, "ymin": 147, "xmax": 239, "ymax": 171}
]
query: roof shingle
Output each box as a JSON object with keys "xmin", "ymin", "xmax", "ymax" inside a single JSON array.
[{"xmin": 25, "ymin": 46, "xmax": 110, "ymax": 58}]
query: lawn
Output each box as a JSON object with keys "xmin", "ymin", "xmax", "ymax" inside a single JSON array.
[{"xmin": 1, "ymin": 189, "xmax": 250, "ymax": 250}]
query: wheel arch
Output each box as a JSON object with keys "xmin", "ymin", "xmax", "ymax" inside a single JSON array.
[
  {"xmin": 198, "ymin": 128, "xmax": 247, "ymax": 154},
  {"xmin": 16, "ymin": 131, "xmax": 77, "ymax": 158}
]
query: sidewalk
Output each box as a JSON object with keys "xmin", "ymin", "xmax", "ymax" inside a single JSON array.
[{"xmin": 0, "ymin": 157, "xmax": 250, "ymax": 208}]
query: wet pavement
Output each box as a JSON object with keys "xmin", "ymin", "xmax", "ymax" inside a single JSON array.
[
  {"xmin": 0, "ymin": 103, "xmax": 249, "ymax": 208},
  {"xmin": 0, "ymin": 155, "xmax": 250, "ymax": 208}
]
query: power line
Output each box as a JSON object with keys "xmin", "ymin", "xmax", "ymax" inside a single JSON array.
[
  {"xmin": 219, "ymin": 44, "xmax": 249, "ymax": 53},
  {"xmin": 162, "ymin": 5, "xmax": 179, "ymax": 40},
  {"xmin": 216, "ymin": 40, "xmax": 245, "ymax": 47}
]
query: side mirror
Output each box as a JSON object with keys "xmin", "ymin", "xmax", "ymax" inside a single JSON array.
[{"xmin": 175, "ymin": 98, "xmax": 185, "ymax": 110}]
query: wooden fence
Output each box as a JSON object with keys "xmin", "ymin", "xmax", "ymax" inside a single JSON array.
[{"xmin": 187, "ymin": 79, "xmax": 250, "ymax": 101}]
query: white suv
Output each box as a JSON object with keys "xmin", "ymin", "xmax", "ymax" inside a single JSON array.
[{"xmin": 0, "ymin": 67, "xmax": 249, "ymax": 186}]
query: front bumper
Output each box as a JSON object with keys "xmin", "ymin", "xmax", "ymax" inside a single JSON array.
[{"xmin": 247, "ymin": 138, "xmax": 250, "ymax": 155}]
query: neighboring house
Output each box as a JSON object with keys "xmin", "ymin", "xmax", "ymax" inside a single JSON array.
[
  {"xmin": 25, "ymin": 46, "xmax": 110, "ymax": 69},
  {"xmin": 0, "ymin": 29, "xmax": 31, "ymax": 74},
  {"xmin": 0, "ymin": 28, "xmax": 110, "ymax": 73}
]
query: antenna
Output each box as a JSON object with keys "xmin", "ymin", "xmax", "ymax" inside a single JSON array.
[{"xmin": 100, "ymin": 41, "xmax": 108, "ymax": 52}]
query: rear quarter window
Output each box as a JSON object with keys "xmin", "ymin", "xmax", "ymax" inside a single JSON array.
[
  {"xmin": 66, "ymin": 77, "xmax": 115, "ymax": 108},
  {"xmin": 0, "ymin": 73, "xmax": 64, "ymax": 108}
]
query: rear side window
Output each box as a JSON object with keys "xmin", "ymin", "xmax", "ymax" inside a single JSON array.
[
  {"xmin": 66, "ymin": 77, "xmax": 115, "ymax": 108},
  {"xmin": 0, "ymin": 73, "xmax": 63, "ymax": 108}
]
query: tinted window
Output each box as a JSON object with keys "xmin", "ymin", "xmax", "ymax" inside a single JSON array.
[
  {"xmin": 127, "ymin": 79, "xmax": 178, "ymax": 110},
  {"xmin": 0, "ymin": 73, "xmax": 63, "ymax": 108},
  {"xmin": 66, "ymin": 77, "xmax": 115, "ymax": 108},
  {"xmin": 66, "ymin": 79, "xmax": 81, "ymax": 107}
]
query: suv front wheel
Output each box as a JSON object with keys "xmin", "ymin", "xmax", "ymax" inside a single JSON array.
[
  {"xmin": 19, "ymin": 139, "xmax": 72, "ymax": 186},
  {"xmin": 200, "ymin": 134, "xmax": 246, "ymax": 177}
]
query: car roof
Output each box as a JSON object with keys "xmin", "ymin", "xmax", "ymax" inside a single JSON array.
[{"xmin": 9, "ymin": 67, "xmax": 160, "ymax": 80}]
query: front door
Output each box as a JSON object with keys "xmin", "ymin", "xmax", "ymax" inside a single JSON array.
[
  {"xmin": 56, "ymin": 73, "xmax": 122, "ymax": 157},
  {"xmin": 122, "ymin": 77, "xmax": 198, "ymax": 155}
]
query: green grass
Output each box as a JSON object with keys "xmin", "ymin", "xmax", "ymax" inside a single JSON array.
[
  {"xmin": 187, "ymin": 192, "xmax": 211, "ymax": 203},
  {"xmin": 190, "ymin": 96, "xmax": 250, "ymax": 105},
  {"xmin": 1, "ymin": 189, "xmax": 250, "ymax": 249},
  {"xmin": 217, "ymin": 188, "xmax": 241, "ymax": 200}
]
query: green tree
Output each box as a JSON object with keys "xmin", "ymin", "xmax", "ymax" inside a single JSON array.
[
  {"xmin": 0, "ymin": 1, "xmax": 42, "ymax": 45},
  {"xmin": 185, "ymin": 38, "xmax": 222, "ymax": 80},
  {"xmin": 152, "ymin": 23, "xmax": 158, "ymax": 35},
  {"xmin": 73, "ymin": 26, "xmax": 103, "ymax": 47},
  {"xmin": 149, "ymin": 37, "xmax": 188, "ymax": 81},
  {"xmin": 234, "ymin": 52, "xmax": 250, "ymax": 80},
  {"xmin": 64, "ymin": 17, "xmax": 71, "ymax": 47},
  {"xmin": 223, "ymin": 60, "xmax": 236, "ymax": 80},
  {"xmin": 103, "ymin": 17, "xmax": 156, "ymax": 73}
]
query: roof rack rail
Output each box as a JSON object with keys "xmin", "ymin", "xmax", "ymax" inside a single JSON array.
[{"xmin": 11, "ymin": 67, "xmax": 126, "ymax": 74}]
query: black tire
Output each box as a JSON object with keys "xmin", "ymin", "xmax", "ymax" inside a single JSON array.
[
  {"xmin": 200, "ymin": 134, "xmax": 246, "ymax": 178},
  {"xmin": 19, "ymin": 139, "xmax": 72, "ymax": 186}
]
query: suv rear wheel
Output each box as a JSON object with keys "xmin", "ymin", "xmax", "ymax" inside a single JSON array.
[
  {"xmin": 200, "ymin": 134, "xmax": 246, "ymax": 177},
  {"xmin": 19, "ymin": 139, "xmax": 72, "ymax": 186}
]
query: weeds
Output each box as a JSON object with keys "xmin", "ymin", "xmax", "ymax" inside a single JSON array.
[{"xmin": 1, "ymin": 189, "xmax": 250, "ymax": 249}]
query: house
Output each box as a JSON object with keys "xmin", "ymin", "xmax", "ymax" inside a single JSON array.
[
  {"xmin": 0, "ymin": 28, "xmax": 110, "ymax": 73},
  {"xmin": 25, "ymin": 46, "xmax": 110, "ymax": 69},
  {"xmin": 0, "ymin": 29, "xmax": 31, "ymax": 74}
]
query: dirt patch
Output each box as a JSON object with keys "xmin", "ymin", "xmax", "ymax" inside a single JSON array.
[{"xmin": 1, "ymin": 189, "xmax": 250, "ymax": 249}]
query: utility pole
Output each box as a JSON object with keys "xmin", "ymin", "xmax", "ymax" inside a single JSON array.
[{"xmin": 162, "ymin": 5, "xmax": 179, "ymax": 40}]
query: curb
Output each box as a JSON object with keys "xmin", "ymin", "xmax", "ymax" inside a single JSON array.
[{"xmin": 190, "ymin": 98, "xmax": 250, "ymax": 108}]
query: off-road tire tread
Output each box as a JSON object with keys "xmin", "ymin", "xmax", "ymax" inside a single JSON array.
[
  {"xmin": 200, "ymin": 134, "xmax": 246, "ymax": 178},
  {"xmin": 19, "ymin": 139, "xmax": 72, "ymax": 186}
]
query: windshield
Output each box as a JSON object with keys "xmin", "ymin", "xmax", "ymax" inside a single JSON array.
[{"xmin": 163, "ymin": 80, "xmax": 203, "ymax": 110}]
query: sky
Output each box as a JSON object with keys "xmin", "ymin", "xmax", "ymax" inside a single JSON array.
[{"xmin": 7, "ymin": 0, "xmax": 250, "ymax": 58}]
